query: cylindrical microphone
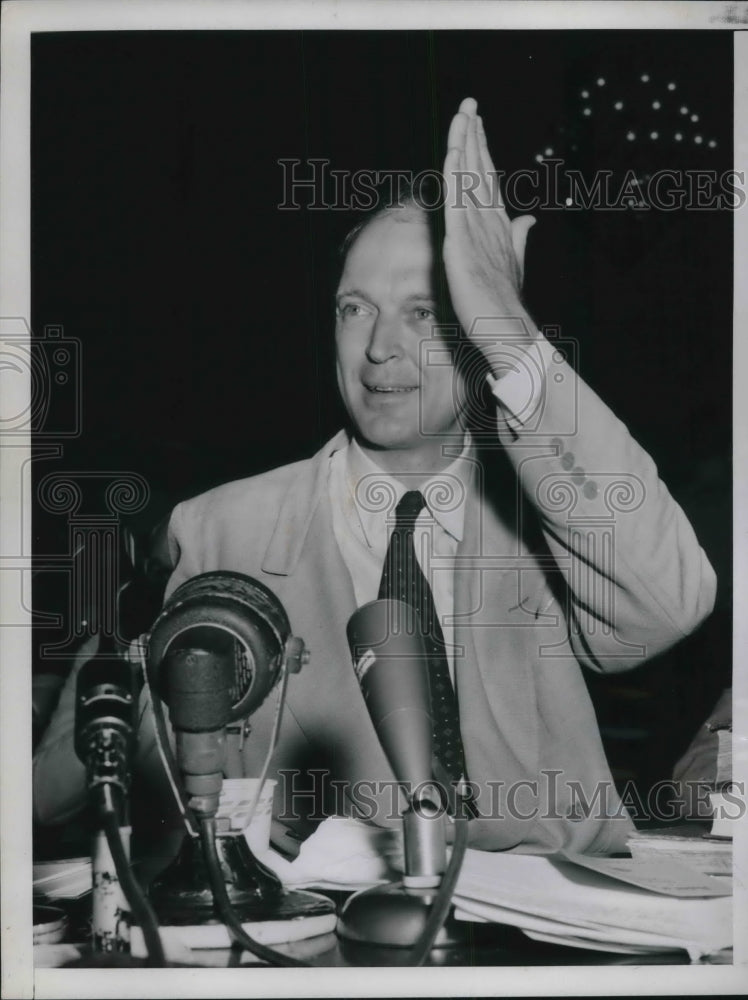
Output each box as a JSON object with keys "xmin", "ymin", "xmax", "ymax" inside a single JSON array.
[
  {"xmin": 346, "ymin": 599, "xmax": 447, "ymax": 892},
  {"xmin": 75, "ymin": 657, "xmax": 139, "ymax": 816},
  {"xmin": 160, "ymin": 643, "xmax": 234, "ymax": 818},
  {"xmin": 347, "ymin": 599, "xmax": 434, "ymax": 792},
  {"xmin": 75, "ymin": 656, "xmax": 139, "ymax": 953}
]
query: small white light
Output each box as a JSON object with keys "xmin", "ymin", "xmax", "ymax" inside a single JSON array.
[
  {"xmin": 565, "ymin": 197, "xmax": 573, "ymax": 206},
  {"xmin": 535, "ymin": 153, "xmax": 543, "ymax": 162},
  {"xmin": 708, "ymin": 139, "xmax": 717, "ymax": 148},
  {"xmin": 691, "ymin": 114, "xmax": 699, "ymax": 122},
  {"xmin": 614, "ymin": 100, "xmax": 623, "ymax": 110},
  {"xmin": 675, "ymin": 132, "xmax": 683, "ymax": 141},
  {"xmin": 694, "ymin": 135, "xmax": 703, "ymax": 144},
  {"xmin": 652, "ymin": 101, "xmax": 661, "ymax": 110},
  {"xmin": 680, "ymin": 106, "xmax": 688, "ymax": 114},
  {"xmin": 626, "ymin": 131, "xmax": 636, "ymax": 141},
  {"xmin": 597, "ymin": 77, "xmax": 605, "ymax": 86},
  {"xmin": 641, "ymin": 73, "xmax": 650, "ymax": 82},
  {"xmin": 581, "ymin": 89, "xmax": 589, "ymax": 98},
  {"xmin": 650, "ymin": 131, "xmax": 659, "ymax": 140},
  {"xmin": 668, "ymin": 82, "xmax": 676, "ymax": 90},
  {"xmin": 583, "ymin": 107, "xmax": 591, "ymax": 116},
  {"xmin": 544, "ymin": 147, "xmax": 554, "ymax": 156}
]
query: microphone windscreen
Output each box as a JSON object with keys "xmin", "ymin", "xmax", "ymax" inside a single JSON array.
[
  {"xmin": 347, "ymin": 599, "xmax": 433, "ymax": 791},
  {"xmin": 147, "ymin": 571, "xmax": 292, "ymax": 721},
  {"xmin": 162, "ymin": 646, "xmax": 234, "ymax": 732}
]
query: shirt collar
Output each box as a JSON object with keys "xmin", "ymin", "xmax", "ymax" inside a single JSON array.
[{"xmin": 345, "ymin": 436, "xmax": 473, "ymax": 549}]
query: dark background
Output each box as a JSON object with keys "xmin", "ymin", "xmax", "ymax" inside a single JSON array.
[{"xmin": 31, "ymin": 30, "xmax": 733, "ymax": 809}]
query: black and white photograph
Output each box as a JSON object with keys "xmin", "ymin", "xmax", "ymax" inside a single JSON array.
[{"xmin": 1, "ymin": 1, "xmax": 746, "ymax": 996}]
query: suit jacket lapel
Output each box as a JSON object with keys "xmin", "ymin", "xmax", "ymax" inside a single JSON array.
[{"xmin": 261, "ymin": 430, "xmax": 349, "ymax": 576}]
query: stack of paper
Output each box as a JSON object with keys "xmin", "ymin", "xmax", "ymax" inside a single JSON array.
[
  {"xmin": 452, "ymin": 850, "xmax": 732, "ymax": 960},
  {"xmin": 627, "ymin": 825, "xmax": 732, "ymax": 873},
  {"xmin": 130, "ymin": 888, "xmax": 337, "ymax": 959},
  {"xmin": 33, "ymin": 857, "xmax": 92, "ymax": 901},
  {"xmin": 261, "ymin": 818, "xmax": 732, "ymax": 959}
]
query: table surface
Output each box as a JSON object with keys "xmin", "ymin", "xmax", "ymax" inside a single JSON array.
[
  {"xmin": 39, "ymin": 888, "xmax": 709, "ymax": 969},
  {"xmin": 34, "ymin": 828, "xmax": 731, "ymax": 969}
]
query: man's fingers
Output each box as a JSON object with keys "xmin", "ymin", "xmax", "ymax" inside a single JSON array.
[
  {"xmin": 458, "ymin": 96, "xmax": 478, "ymax": 117},
  {"xmin": 511, "ymin": 215, "xmax": 537, "ymax": 284},
  {"xmin": 464, "ymin": 109, "xmax": 484, "ymax": 200},
  {"xmin": 446, "ymin": 109, "xmax": 469, "ymax": 155},
  {"xmin": 476, "ymin": 115, "xmax": 501, "ymax": 209},
  {"xmin": 476, "ymin": 115, "xmax": 495, "ymax": 169},
  {"xmin": 443, "ymin": 145, "xmax": 462, "ymax": 238}
]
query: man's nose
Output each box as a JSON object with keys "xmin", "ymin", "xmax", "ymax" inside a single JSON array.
[{"xmin": 366, "ymin": 314, "xmax": 404, "ymax": 363}]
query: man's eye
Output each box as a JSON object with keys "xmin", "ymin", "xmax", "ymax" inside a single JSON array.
[
  {"xmin": 339, "ymin": 302, "xmax": 367, "ymax": 319},
  {"xmin": 414, "ymin": 307, "xmax": 435, "ymax": 321}
]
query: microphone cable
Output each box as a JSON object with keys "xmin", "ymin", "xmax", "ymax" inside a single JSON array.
[
  {"xmin": 97, "ymin": 783, "xmax": 166, "ymax": 967},
  {"xmin": 199, "ymin": 817, "xmax": 308, "ymax": 968},
  {"xmin": 235, "ymin": 656, "xmax": 290, "ymax": 833},
  {"xmin": 407, "ymin": 811, "xmax": 470, "ymax": 966}
]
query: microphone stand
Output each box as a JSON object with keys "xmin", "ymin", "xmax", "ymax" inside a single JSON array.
[
  {"xmin": 145, "ymin": 642, "xmax": 333, "ymax": 954},
  {"xmin": 75, "ymin": 656, "xmax": 165, "ymax": 964},
  {"xmin": 147, "ymin": 645, "xmax": 286, "ymax": 925},
  {"xmin": 336, "ymin": 789, "xmax": 469, "ymax": 951}
]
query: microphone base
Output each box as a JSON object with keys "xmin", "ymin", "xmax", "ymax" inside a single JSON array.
[
  {"xmin": 336, "ymin": 880, "xmax": 471, "ymax": 950},
  {"xmin": 149, "ymin": 830, "xmax": 284, "ymax": 925}
]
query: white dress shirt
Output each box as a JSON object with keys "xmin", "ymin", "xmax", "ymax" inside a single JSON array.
[{"xmin": 329, "ymin": 437, "xmax": 473, "ymax": 678}]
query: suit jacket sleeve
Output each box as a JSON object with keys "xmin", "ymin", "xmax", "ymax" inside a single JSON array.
[{"xmin": 492, "ymin": 337, "xmax": 717, "ymax": 672}]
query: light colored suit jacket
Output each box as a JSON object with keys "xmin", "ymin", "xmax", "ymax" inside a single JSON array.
[{"xmin": 34, "ymin": 352, "xmax": 716, "ymax": 856}]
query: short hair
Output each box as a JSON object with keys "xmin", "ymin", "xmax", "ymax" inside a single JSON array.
[
  {"xmin": 333, "ymin": 175, "xmax": 451, "ymax": 322},
  {"xmin": 337, "ymin": 174, "xmax": 444, "ymax": 267}
]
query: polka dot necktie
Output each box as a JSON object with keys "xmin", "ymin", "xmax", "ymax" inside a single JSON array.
[{"xmin": 377, "ymin": 490, "xmax": 466, "ymax": 789}]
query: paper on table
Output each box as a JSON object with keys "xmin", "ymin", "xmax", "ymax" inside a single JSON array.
[
  {"xmin": 453, "ymin": 897, "xmax": 688, "ymax": 955},
  {"xmin": 563, "ymin": 852, "xmax": 732, "ymax": 897},
  {"xmin": 33, "ymin": 857, "xmax": 92, "ymax": 900},
  {"xmin": 453, "ymin": 850, "xmax": 731, "ymax": 959},
  {"xmin": 260, "ymin": 816, "xmax": 403, "ymax": 890},
  {"xmin": 521, "ymin": 929, "xmax": 686, "ymax": 956}
]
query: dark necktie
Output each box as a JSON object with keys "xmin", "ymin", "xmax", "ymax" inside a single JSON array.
[{"xmin": 378, "ymin": 490, "xmax": 466, "ymax": 790}]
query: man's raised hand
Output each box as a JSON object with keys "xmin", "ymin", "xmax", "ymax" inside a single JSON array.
[{"xmin": 442, "ymin": 98, "xmax": 536, "ymax": 343}]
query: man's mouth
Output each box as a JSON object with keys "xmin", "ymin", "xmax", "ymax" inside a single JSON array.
[{"xmin": 364, "ymin": 383, "xmax": 419, "ymax": 393}]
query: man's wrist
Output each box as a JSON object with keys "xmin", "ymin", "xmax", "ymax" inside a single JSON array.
[{"xmin": 485, "ymin": 334, "xmax": 554, "ymax": 428}]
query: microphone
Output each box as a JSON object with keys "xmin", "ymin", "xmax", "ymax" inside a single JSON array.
[
  {"xmin": 146, "ymin": 571, "xmax": 307, "ymax": 819},
  {"xmin": 347, "ymin": 599, "xmax": 446, "ymax": 889},
  {"xmin": 75, "ymin": 655, "xmax": 140, "ymax": 953},
  {"xmin": 75, "ymin": 656, "xmax": 139, "ymax": 818},
  {"xmin": 143, "ymin": 572, "xmax": 325, "ymax": 954},
  {"xmin": 158, "ymin": 640, "xmax": 234, "ymax": 819},
  {"xmin": 347, "ymin": 598, "xmax": 434, "ymax": 792},
  {"xmin": 338, "ymin": 600, "xmax": 470, "ymax": 952}
]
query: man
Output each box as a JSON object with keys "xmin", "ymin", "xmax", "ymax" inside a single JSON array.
[{"xmin": 34, "ymin": 99, "xmax": 716, "ymax": 856}]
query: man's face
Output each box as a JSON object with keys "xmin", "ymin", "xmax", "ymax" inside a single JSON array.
[{"xmin": 335, "ymin": 211, "xmax": 466, "ymax": 469}]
